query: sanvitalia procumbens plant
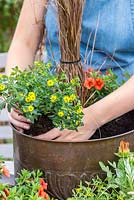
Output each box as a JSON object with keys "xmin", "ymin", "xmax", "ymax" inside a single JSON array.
[{"xmin": 0, "ymin": 61, "xmax": 83, "ymax": 131}]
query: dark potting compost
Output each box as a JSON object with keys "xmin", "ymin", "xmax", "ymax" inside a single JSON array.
[
  {"xmin": 24, "ymin": 110, "xmax": 134, "ymax": 139},
  {"xmin": 91, "ymin": 110, "xmax": 134, "ymax": 140},
  {"xmin": 24, "ymin": 115, "xmax": 54, "ymax": 136}
]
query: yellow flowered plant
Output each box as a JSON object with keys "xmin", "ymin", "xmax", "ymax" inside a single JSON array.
[
  {"xmin": 58, "ymin": 111, "xmax": 64, "ymax": 117},
  {"xmin": 0, "ymin": 61, "xmax": 83, "ymax": 130},
  {"xmin": 50, "ymin": 95, "xmax": 57, "ymax": 102}
]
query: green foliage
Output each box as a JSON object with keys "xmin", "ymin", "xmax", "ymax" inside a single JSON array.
[
  {"xmin": 68, "ymin": 141, "xmax": 134, "ymax": 200},
  {"xmin": 0, "ymin": 61, "xmax": 83, "ymax": 130},
  {"xmin": 0, "ymin": 0, "xmax": 22, "ymax": 52},
  {"xmin": 0, "ymin": 169, "xmax": 49, "ymax": 199}
]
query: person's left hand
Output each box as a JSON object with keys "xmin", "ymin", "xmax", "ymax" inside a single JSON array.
[{"xmin": 35, "ymin": 107, "xmax": 100, "ymax": 141}]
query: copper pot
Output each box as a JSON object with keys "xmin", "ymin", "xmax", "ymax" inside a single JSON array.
[{"xmin": 13, "ymin": 127, "xmax": 134, "ymax": 200}]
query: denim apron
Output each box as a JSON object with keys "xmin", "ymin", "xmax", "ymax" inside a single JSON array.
[{"xmin": 45, "ymin": 0, "xmax": 134, "ymax": 81}]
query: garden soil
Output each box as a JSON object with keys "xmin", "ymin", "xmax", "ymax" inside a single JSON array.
[{"xmin": 24, "ymin": 110, "xmax": 134, "ymax": 139}]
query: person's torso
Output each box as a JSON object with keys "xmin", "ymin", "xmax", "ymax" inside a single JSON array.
[{"xmin": 45, "ymin": 0, "xmax": 134, "ymax": 80}]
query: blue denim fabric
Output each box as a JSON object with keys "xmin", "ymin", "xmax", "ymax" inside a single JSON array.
[{"xmin": 45, "ymin": 0, "xmax": 134, "ymax": 81}]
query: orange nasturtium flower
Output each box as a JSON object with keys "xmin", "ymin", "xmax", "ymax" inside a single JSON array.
[
  {"xmin": 119, "ymin": 141, "xmax": 130, "ymax": 154},
  {"xmin": 1, "ymin": 164, "xmax": 10, "ymax": 178},
  {"xmin": 94, "ymin": 78, "xmax": 104, "ymax": 90},
  {"xmin": 84, "ymin": 77, "xmax": 95, "ymax": 90}
]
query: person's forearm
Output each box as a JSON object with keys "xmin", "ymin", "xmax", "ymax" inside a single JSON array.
[
  {"xmin": 6, "ymin": 42, "xmax": 35, "ymax": 75},
  {"xmin": 89, "ymin": 76, "xmax": 134, "ymax": 126}
]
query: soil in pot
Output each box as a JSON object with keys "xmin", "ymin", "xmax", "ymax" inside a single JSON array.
[
  {"xmin": 91, "ymin": 110, "xmax": 134, "ymax": 139},
  {"xmin": 24, "ymin": 115, "xmax": 54, "ymax": 136},
  {"xmin": 24, "ymin": 110, "xmax": 134, "ymax": 139}
]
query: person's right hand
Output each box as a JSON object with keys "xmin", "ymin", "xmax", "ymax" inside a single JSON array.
[{"xmin": 8, "ymin": 108, "xmax": 31, "ymax": 133}]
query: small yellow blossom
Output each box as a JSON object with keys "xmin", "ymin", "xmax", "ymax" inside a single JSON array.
[
  {"xmin": 76, "ymin": 188, "xmax": 82, "ymax": 193},
  {"xmin": 63, "ymin": 95, "xmax": 70, "ymax": 103},
  {"xmin": 71, "ymin": 79, "xmax": 75, "ymax": 84},
  {"xmin": 47, "ymin": 80, "xmax": 54, "ymax": 87},
  {"xmin": 58, "ymin": 111, "xmax": 64, "ymax": 117},
  {"xmin": 28, "ymin": 92, "xmax": 36, "ymax": 101},
  {"xmin": 117, "ymin": 196, "xmax": 124, "ymax": 200},
  {"xmin": 19, "ymin": 93, "xmax": 24, "ymax": 96},
  {"xmin": 70, "ymin": 94, "xmax": 76, "ymax": 101},
  {"xmin": 25, "ymin": 97, "xmax": 31, "ymax": 102},
  {"xmin": 53, "ymin": 78, "xmax": 57, "ymax": 82},
  {"xmin": 39, "ymin": 70, "xmax": 43, "ymax": 74},
  {"xmin": 28, "ymin": 105, "xmax": 34, "ymax": 112},
  {"xmin": 0, "ymin": 84, "xmax": 6, "ymax": 90},
  {"xmin": 34, "ymin": 61, "xmax": 41, "ymax": 66},
  {"xmin": 46, "ymin": 62, "xmax": 51, "ymax": 68},
  {"xmin": 76, "ymin": 107, "xmax": 83, "ymax": 114},
  {"xmin": 28, "ymin": 92, "xmax": 35, "ymax": 97},
  {"xmin": 23, "ymin": 108, "xmax": 28, "ymax": 113},
  {"xmin": 76, "ymin": 121, "xmax": 80, "ymax": 125},
  {"xmin": 29, "ymin": 95, "xmax": 36, "ymax": 101},
  {"xmin": 25, "ymin": 92, "xmax": 36, "ymax": 102},
  {"xmin": 0, "ymin": 74, "xmax": 3, "ymax": 78},
  {"xmin": 50, "ymin": 95, "xmax": 57, "ymax": 102}
]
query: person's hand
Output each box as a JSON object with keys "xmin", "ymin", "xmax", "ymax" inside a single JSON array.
[
  {"xmin": 8, "ymin": 108, "xmax": 31, "ymax": 133},
  {"xmin": 35, "ymin": 107, "xmax": 101, "ymax": 141}
]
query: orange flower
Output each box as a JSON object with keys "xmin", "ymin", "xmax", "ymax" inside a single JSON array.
[
  {"xmin": 38, "ymin": 187, "xmax": 49, "ymax": 200},
  {"xmin": 40, "ymin": 178, "xmax": 48, "ymax": 190},
  {"xmin": 38, "ymin": 187, "xmax": 45, "ymax": 197},
  {"xmin": 1, "ymin": 164, "xmax": 10, "ymax": 178},
  {"xmin": 119, "ymin": 141, "xmax": 130, "ymax": 154},
  {"xmin": 94, "ymin": 78, "xmax": 104, "ymax": 90},
  {"xmin": 84, "ymin": 78, "xmax": 95, "ymax": 90}
]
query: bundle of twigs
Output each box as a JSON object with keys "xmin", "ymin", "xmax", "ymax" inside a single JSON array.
[{"xmin": 56, "ymin": 0, "xmax": 86, "ymax": 105}]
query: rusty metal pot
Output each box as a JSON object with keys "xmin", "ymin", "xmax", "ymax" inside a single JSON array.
[{"xmin": 13, "ymin": 127, "xmax": 134, "ymax": 200}]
